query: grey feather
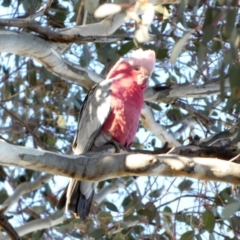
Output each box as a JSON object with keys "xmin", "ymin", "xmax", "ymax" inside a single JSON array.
[
  {"xmin": 72, "ymin": 79, "xmax": 112, "ymax": 154},
  {"xmin": 57, "ymin": 79, "xmax": 112, "ymax": 220}
]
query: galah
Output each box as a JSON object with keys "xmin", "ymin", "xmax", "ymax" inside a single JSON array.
[{"xmin": 57, "ymin": 49, "xmax": 156, "ymax": 220}]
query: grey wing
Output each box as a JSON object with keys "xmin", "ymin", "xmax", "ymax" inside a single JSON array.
[{"xmin": 72, "ymin": 78, "xmax": 112, "ymax": 154}]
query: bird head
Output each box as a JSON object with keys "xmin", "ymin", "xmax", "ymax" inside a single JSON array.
[
  {"xmin": 126, "ymin": 49, "xmax": 156, "ymax": 89},
  {"xmin": 106, "ymin": 49, "xmax": 156, "ymax": 90}
]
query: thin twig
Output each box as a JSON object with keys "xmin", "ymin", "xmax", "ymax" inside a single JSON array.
[
  {"xmin": 0, "ymin": 18, "xmax": 134, "ymax": 43},
  {"xmin": 76, "ymin": 0, "xmax": 85, "ymax": 26},
  {"xmin": 0, "ymin": 104, "xmax": 47, "ymax": 150},
  {"xmin": 0, "ymin": 206, "xmax": 20, "ymax": 240},
  {"xmin": 27, "ymin": 0, "xmax": 53, "ymax": 19}
]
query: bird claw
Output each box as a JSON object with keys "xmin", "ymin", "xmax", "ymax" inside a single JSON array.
[{"xmin": 106, "ymin": 140, "xmax": 123, "ymax": 153}]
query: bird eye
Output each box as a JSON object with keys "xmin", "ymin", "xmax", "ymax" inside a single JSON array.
[{"xmin": 134, "ymin": 66, "xmax": 140, "ymax": 71}]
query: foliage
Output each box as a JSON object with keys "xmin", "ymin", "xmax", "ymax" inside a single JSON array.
[{"xmin": 0, "ymin": 0, "xmax": 240, "ymax": 239}]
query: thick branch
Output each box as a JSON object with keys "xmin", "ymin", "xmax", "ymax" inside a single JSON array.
[
  {"xmin": 0, "ymin": 140, "xmax": 240, "ymax": 185},
  {"xmin": 0, "ymin": 30, "xmax": 100, "ymax": 89},
  {"xmin": 144, "ymin": 78, "xmax": 230, "ymax": 102}
]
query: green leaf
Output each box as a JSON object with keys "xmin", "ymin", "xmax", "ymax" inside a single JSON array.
[
  {"xmin": 224, "ymin": 8, "xmax": 238, "ymax": 39},
  {"xmin": 133, "ymin": 225, "xmax": 144, "ymax": 234},
  {"xmin": 166, "ymin": 108, "xmax": 184, "ymax": 122},
  {"xmin": 105, "ymin": 201, "xmax": 119, "ymax": 212},
  {"xmin": 0, "ymin": 167, "xmax": 6, "ymax": 182},
  {"xmin": 113, "ymin": 233, "xmax": 126, "ymax": 240},
  {"xmin": 230, "ymin": 216, "xmax": 240, "ymax": 231},
  {"xmin": 178, "ymin": 179, "xmax": 193, "ymax": 192},
  {"xmin": 170, "ymin": 31, "xmax": 192, "ymax": 64},
  {"xmin": 137, "ymin": 208, "xmax": 151, "ymax": 216},
  {"xmin": 222, "ymin": 201, "xmax": 240, "ymax": 219},
  {"xmin": 175, "ymin": 212, "xmax": 199, "ymax": 227},
  {"xmin": 55, "ymin": 12, "xmax": 67, "ymax": 25},
  {"xmin": 57, "ymin": 115, "xmax": 66, "ymax": 129},
  {"xmin": 118, "ymin": 41, "xmax": 134, "ymax": 56},
  {"xmin": 16, "ymin": 174, "xmax": 27, "ymax": 183},
  {"xmin": 148, "ymin": 102, "xmax": 162, "ymax": 111},
  {"xmin": 229, "ymin": 63, "xmax": 240, "ymax": 99},
  {"xmin": 0, "ymin": 189, "xmax": 8, "ymax": 204},
  {"xmin": 27, "ymin": 60, "xmax": 37, "ymax": 86},
  {"xmin": 90, "ymin": 228, "xmax": 105, "ymax": 239},
  {"xmin": 122, "ymin": 195, "xmax": 132, "ymax": 207},
  {"xmin": 156, "ymin": 49, "xmax": 168, "ymax": 60},
  {"xmin": 197, "ymin": 43, "xmax": 206, "ymax": 66},
  {"xmin": 202, "ymin": 210, "xmax": 215, "ymax": 232},
  {"xmin": 80, "ymin": 44, "xmax": 91, "ymax": 67},
  {"xmin": 149, "ymin": 187, "xmax": 163, "ymax": 198},
  {"xmin": 209, "ymin": 40, "xmax": 222, "ymax": 54},
  {"xmin": 161, "ymin": 19, "xmax": 168, "ymax": 33},
  {"xmin": 31, "ymin": 206, "xmax": 46, "ymax": 215},
  {"xmin": 39, "ymin": 133, "xmax": 57, "ymax": 146},
  {"xmin": 188, "ymin": 0, "xmax": 198, "ymax": 10},
  {"xmin": 98, "ymin": 211, "xmax": 112, "ymax": 224},
  {"xmin": 31, "ymin": 230, "xmax": 44, "ymax": 240},
  {"xmin": 177, "ymin": 0, "xmax": 187, "ymax": 26},
  {"xmin": 2, "ymin": 0, "xmax": 11, "ymax": 7},
  {"xmin": 163, "ymin": 206, "xmax": 172, "ymax": 224},
  {"xmin": 214, "ymin": 187, "xmax": 232, "ymax": 205},
  {"xmin": 151, "ymin": 138, "xmax": 156, "ymax": 147},
  {"xmin": 180, "ymin": 230, "xmax": 194, "ymax": 240},
  {"xmin": 202, "ymin": 7, "xmax": 221, "ymax": 45}
]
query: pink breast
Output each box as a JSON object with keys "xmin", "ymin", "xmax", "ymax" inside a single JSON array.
[{"xmin": 101, "ymin": 79, "xmax": 144, "ymax": 147}]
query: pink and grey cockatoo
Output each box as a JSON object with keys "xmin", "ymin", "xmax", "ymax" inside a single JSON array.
[{"xmin": 57, "ymin": 49, "xmax": 156, "ymax": 220}]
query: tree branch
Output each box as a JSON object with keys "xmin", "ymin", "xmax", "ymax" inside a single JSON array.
[
  {"xmin": 0, "ymin": 18, "xmax": 134, "ymax": 43},
  {"xmin": 0, "ymin": 206, "xmax": 20, "ymax": 240},
  {"xmin": 0, "ymin": 210, "xmax": 65, "ymax": 240},
  {"xmin": 0, "ymin": 30, "xmax": 230, "ymax": 98},
  {"xmin": 3, "ymin": 174, "xmax": 52, "ymax": 212},
  {"xmin": 0, "ymin": 30, "xmax": 98, "ymax": 89},
  {"xmin": 0, "ymin": 140, "xmax": 240, "ymax": 185},
  {"xmin": 141, "ymin": 103, "xmax": 181, "ymax": 148},
  {"xmin": 94, "ymin": 178, "xmax": 132, "ymax": 204},
  {"xmin": 144, "ymin": 78, "xmax": 230, "ymax": 102}
]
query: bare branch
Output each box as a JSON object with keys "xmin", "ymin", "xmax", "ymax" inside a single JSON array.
[
  {"xmin": 110, "ymin": 220, "xmax": 139, "ymax": 235},
  {"xmin": 144, "ymin": 78, "xmax": 230, "ymax": 102},
  {"xmin": 0, "ymin": 140, "xmax": 240, "ymax": 185},
  {"xmin": 94, "ymin": 178, "xmax": 131, "ymax": 204},
  {"xmin": 0, "ymin": 206, "xmax": 20, "ymax": 240},
  {"xmin": 76, "ymin": 0, "xmax": 86, "ymax": 26},
  {"xmin": 0, "ymin": 19, "xmax": 134, "ymax": 43},
  {"xmin": 199, "ymin": 126, "xmax": 238, "ymax": 147},
  {"xmin": 0, "ymin": 210, "xmax": 65, "ymax": 240},
  {"xmin": 0, "ymin": 104, "xmax": 47, "ymax": 149},
  {"xmin": 27, "ymin": 0, "xmax": 53, "ymax": 19},
  {"xmin": 141, "ymin": 104, "xmax": 181, "ymax": 148},
  {"xmin": 3, "ymin": 174, "xmax": 52, "ymax": 212},
  {"xmin": 173, "ymin": 100, "xmax": 214, "ymax": 128},
  {"xmin": 61, "ymin": 12, "xmax": 125, "ymax": 36},
  {"xmin": 0, "ymin": 30, "xmax": 229, "ymax": 96},
  {"xmin": 0, "ymin": 30, "xmax": 101, "ymax": 89}
]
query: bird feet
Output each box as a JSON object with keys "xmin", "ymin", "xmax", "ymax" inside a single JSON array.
[{"xmin": 106, "ymin": 140, "xmax": 123, "ymax": 153}]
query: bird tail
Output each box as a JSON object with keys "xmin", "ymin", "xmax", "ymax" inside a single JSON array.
[{"xmin": 57, "ymin": 180, "xmax": 95, "ymax": 220}]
